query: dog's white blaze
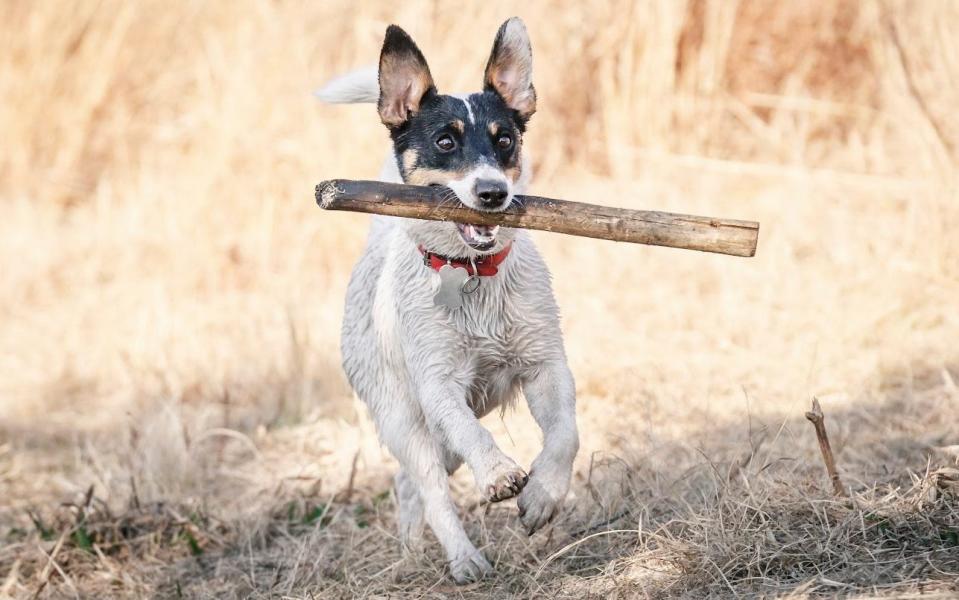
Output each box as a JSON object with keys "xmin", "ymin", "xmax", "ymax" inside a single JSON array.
[
  {"xmin": 451, "ymin": 93, "xmax": 476, "ymax": 125},
  {"xmin": 464, "ymin": 95, "xmax": 476, "ymax": 125}
]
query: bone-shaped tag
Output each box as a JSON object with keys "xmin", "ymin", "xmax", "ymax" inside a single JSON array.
[{"xmin": 434, "ymin": 264, "xmax": 469, "ymax": 309}]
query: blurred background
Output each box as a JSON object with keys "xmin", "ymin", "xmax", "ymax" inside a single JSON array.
[{"xmin": 1, "ymin": 1, "xmax": 958, "ymax": 598}]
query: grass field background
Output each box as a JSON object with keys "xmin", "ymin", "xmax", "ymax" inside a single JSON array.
[{"xmin": 1, "ymin": 1, "xmax": 958, "ymax": 597}]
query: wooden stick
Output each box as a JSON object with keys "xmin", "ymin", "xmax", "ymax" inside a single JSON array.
[
  {"xmin": 805, "ymin": 398, "xmax": 848, "ymax": 497},
  {"xmin": 315, "ymin": 180, "xmax": 759, "ymax": 257}
]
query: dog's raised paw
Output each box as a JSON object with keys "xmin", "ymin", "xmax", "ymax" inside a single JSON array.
[
  {"xmin": 486, "ymin": 468, "xmax": 529, "ymax": 502},
  {"xmin": 450, "ymin": 550, "xmax": 492, "ymax": 584}
]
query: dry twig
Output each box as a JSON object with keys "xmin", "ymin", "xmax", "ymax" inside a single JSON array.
[{"xmin": 805, "ymin": 398, "xmax": 848, "ymax": 497}]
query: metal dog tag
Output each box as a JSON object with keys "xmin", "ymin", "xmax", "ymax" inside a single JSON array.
[
  {"xmin": 434, "ymin": 264, "xmax": 471, "ymax": 309},
  {"xmin": 461, "ymin": 274, "xmax": 480, "ymax": 294}
]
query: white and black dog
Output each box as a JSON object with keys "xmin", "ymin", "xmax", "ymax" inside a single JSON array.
[{"xmin": 317, "ymin": 18, "xmax": 578, "ymax": 583}]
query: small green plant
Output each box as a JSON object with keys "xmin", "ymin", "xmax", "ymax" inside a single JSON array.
[
  {"xmin": 303, "ymin": 503, "xmax": 332, "ymax": 528},
  {"xmin": 354, "ymin": 505, "xmax": 369, "ymax": 529},
  {"xmin": 73, "ymin": 524, "xmax": 94, "ymax": 552},
  {"xmin": 182, "ymin": 529, "xmax": 203, "ymax": 556},
  {"xmin": 27, "ymin": 511, "xmax": 54, "ymax": 541}
]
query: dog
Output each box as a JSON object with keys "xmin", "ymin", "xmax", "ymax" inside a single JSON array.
[{"xmin": 317, "ymin": 17, "xmax": 579, "ymax": 583}]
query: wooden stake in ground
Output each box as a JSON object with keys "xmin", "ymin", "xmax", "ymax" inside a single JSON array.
[
  {"xmin": 315, "ymin": 180, "xmax": 760, "ymax": 257},
  {"xmin": 805, "ymin": 398, "xmax": 849, "ymax": 497}
]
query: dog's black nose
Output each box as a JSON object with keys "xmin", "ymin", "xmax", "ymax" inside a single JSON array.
[{"xmin": 474, "ymin": 179, "xmax": 509, "ymax": 208}]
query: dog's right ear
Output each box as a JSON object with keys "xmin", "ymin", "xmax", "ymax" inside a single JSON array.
[{"xmin": 378, "ymin": 25, "xmax": 435, "ymax": 128}]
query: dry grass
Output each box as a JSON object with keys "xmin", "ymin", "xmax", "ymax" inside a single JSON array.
[{"xmin": 2, "ymin": 0, "xmax": 959, "ymax": 598}]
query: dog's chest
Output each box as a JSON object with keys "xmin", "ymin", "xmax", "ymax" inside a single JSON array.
[
  {"xmin": 448, "ymin": 291, "xmax": 531, "ymax": 415},
  {"xmin": 448, "ymin": 282, "xmax": 521, "ymax": 357},
  {"xmin": 462, "ymin": 337, "xmax": 523, "ymax": 416}
]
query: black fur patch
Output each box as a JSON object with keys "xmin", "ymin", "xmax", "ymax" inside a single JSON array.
[{"xmin": 392, "ymin": 91, "xmax": 528, "ymax": 183}]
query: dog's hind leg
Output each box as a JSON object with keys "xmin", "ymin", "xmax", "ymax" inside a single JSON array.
[
  {"xmin": 379, "ymin": 408, "xmax": 491, "ymax": 583},
  {"xmin": 394, "ymin": 448, "xmax": 462, "ymax": 551},
  {"xmin": 442, "ymin": 450, "xmax": 464, "ymax": 475},
  {"xmin": 394, "ymin": 470, "xmax": 425, "ymax": 550}
]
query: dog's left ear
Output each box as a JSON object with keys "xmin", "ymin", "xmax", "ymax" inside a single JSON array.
[{"xmin": 483, "ymin": 17, "xmax": 536, "ymax": 120}]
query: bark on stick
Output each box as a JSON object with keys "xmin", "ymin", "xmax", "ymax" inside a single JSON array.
[{"xmin": 315, "ymin": 179, "xmax": 759, "ymax": 257}]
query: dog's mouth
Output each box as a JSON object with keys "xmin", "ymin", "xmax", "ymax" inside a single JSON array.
[
  {"xmin": 456, "ymin": 223, "xmax": 499, "ymax": 251},
  {"xmin": 425, "ymin": 184, "xmax": 501, "ymax": 251}
]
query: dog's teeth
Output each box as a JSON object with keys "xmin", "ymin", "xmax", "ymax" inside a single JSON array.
[{"xmin": 455, "ymin": 221, "xmax": 499, "ymax": 248}]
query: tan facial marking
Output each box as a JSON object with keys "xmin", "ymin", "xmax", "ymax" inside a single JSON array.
[
  {"xmin": 488, "ymin": 122, "xmax": 500, "ymax": 136},
  {"xmin": 452, "ymin": 119, "xmax": 464, "ymax": 133},
  {"xmin": 404, "ymin": 166, "xmax": 471, "ymax": 186},
  {"xmin": 402, "ymin": 149, "xmax": 418, "ymax": 172}
]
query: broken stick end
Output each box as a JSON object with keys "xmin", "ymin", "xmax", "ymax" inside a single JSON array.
[
  {"xmin": 315, "ymin": 180, "xmax": 343, "ymax": 209},
  {"xmin": 742, "ymin": 224, "xmax": 760, "ymax": 257}
]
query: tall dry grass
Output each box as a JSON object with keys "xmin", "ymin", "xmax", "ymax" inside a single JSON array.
[{"xmin": 1, "ymin": 1, "xmax": 959, "ymax": 598}]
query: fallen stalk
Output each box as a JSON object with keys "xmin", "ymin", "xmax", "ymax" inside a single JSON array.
[
  {"xmin": 805, "ymin": 397, "xmax": 849, "ymax": 497},
  {"xmin": 315, "ymin": 179, "xmax": 760, "ymax": 257}
]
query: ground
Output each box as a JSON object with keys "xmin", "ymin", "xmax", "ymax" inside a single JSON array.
[{"xmin": 1, "ymin": 2, "xmax": 958, "ymax": 598}]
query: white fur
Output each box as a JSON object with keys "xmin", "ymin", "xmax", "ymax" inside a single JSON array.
[
  {"xmin": 314, "ymin": 65, "xmax": 379, "ymax": 104},
  {"xmin": 451, "ymin": 93, "xmax": 477, "ymax": 124},
  {"xmin": 446, "ymin": 162, "xmax": 512, "ymax": 213},
  {"xmin": 321, "ymin": 62, "xmax": 578, "ymax": 585}
]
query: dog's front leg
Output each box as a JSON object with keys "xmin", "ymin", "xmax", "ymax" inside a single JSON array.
[
  {"xmin": 416, "ymin": 375, "xmax": 529, "ymax": 503},
  {"xmin": 518, "ymin": 360, "xmax": 579, "ymax": 535}
]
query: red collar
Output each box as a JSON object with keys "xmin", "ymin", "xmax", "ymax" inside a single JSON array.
[{"xmin": 418, "ymin": 243, "xmax": 512, "ymax": 276}]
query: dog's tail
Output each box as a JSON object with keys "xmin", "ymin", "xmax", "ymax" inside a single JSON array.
[{"xmin": 314, "ymin": 66, "xmax": 379, "ymax": 104}]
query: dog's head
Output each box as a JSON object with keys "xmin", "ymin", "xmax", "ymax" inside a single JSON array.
[{"xmin": 377, "ymin": 18, "xmax": 536, "ymax": 256}]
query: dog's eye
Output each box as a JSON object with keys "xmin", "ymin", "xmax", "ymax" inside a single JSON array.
[
  {"xmin": 496, "ymin": 133, "xmax": 513, "ymax": 149},
  {"xmin": 435, "ymin": 134, "xmax": 456, "ymax": 152}
]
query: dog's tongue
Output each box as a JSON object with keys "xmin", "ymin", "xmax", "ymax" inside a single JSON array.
[{"xmin": 456, "ymin": 222, "xmax": 500, "ymax": 248}]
